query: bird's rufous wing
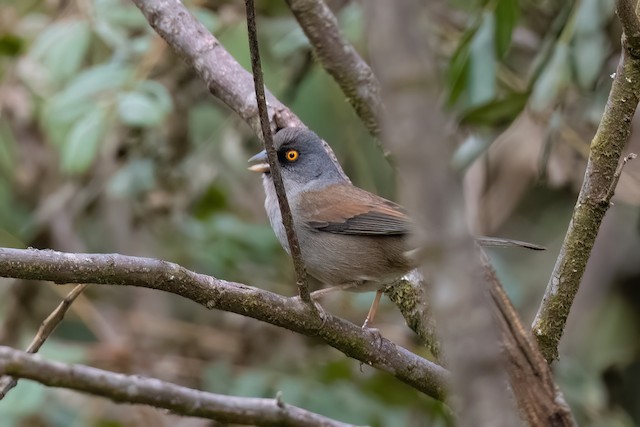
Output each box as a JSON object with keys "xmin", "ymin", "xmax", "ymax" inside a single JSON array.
[{"xmin": 298, "ymin": 184, "xmax": 411, "ymax": 235}]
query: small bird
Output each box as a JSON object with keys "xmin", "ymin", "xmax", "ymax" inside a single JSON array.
[{"xmin": 249, "ymin": 127, "xmax": 543, "ymax": 327}]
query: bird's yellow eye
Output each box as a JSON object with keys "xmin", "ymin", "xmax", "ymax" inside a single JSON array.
[{"xmin": 285, "ymin": 149, "xmax": 299, "ymax": 162}]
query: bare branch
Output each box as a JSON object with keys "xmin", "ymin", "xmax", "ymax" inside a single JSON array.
[
  {"xmin": 130, "ymin": 0, "xmax": 303, "ymax": 134},
  {"xmin": 285, "ymin": 0, "xmax": 383, "ymax": 139},
  {"xmin": 0, "ymin": 283, "xmax": 88, "ymax": 398},
  {"xmin": 0, "ymin": 247, "xmax": 449, "ymax": 400},
  {"xmin": 479, "ymin": 250, "xmax": 575, "ymax": 426},
  {"xmin": 532, "ymin": 2, "xmax": 640, "ymax": 363},
  {"xmin": 0, "ymin": 347, "xmax": 362, "ymax": 427},
  {"xmin": 245, "ymin": 0, "xmax": 310, "ymax": 302}
]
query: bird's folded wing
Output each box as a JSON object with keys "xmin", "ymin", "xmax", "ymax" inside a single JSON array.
[{"xmin": 299, "ymin": 184, "xmax": 411, "ymax": 236}]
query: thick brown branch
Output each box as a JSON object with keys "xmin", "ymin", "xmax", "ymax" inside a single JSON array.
[
  {"xmin": 532, "ymin": 3, "xmax": 640, "ymax": 362},
  {"xmin": 245, "ymin": 0, "xmax": 310, "ymax": 302},
  {"xmin": 0, "ymin": 247, "xmax": 449, "ymax": 400},
  {"xmin": 285, "ymin": 0, "xmax": 383, "ymax": 139},
  {"xmin": 130, "ymin": 0, "xmax": 303, "ymax": 134},
  {"xmin": 0, "ymin": 347, "xmax": 361, "ymax": 427}
]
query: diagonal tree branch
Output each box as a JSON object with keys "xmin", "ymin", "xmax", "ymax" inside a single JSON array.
[
  {"xmin": 0, "ymin": 346, "xmax": 361, "ymax": 427},
  {"xmin": 479, "ymin": 249, "xmax": 575, "ymax": 426},
  {"xmin": 0, "ymin": 247, "xmax": 449, "ymax": 400},
  {"xmin": 285, "ymin": 0, "xmax": 383, "ymax": 139},
  {"xmin": 130, "ymin": 0, "xmax": 303, "ymax": 134},
  {"xmin": 532, "ymin": 0, "xmax": 640, "ymax": 363}
]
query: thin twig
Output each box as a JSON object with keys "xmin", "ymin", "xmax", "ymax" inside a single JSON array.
[
  {"xmin": 0, "ymin": 247, "xmax": 450, "ymax": 400},
  {"xmin": 0, "ymin": 346, "xmax": 361, "ymax": 427},
  {"xmin": 0, "ymin": 283, "xmax": 87, "ymax": 399},
  {"xmin": 532, "ymin": 0, "xmax": 640, "ymax": 363},
  {"xmin": 244, "ymin": 0, "xmax": 310, "ymax": 303},
  {"xmin": 604, "ymin": 152, "xmax": 637, "ymax": 201}
]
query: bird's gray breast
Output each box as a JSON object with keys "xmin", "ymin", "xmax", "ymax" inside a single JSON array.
[{"xmin": 261, "ymin": 174, "xmax": 309, "ymax": 254}]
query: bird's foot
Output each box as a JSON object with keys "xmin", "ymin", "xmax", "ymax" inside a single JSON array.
[{"xmin": 306, "ymin": 294, "xmax": 328, "ymax": 330}]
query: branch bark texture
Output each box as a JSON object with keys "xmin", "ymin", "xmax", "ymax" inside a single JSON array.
[
  {"xmin": 532, "ymin": 0, "xmax": 640, "ymax": 363},
  {"xmin": 0, "ymin": 247, "xmax": 449, "ymax": 400},
  {"xmin": 0, "ymin": 347, "xmax": 361, "ymax": 427},
  {"xmin": 130, "ymin": 0, "xmax": 303, "ymax": 134},
  {"xmin": 285, "ymin": 0, "xmax": 383, "ymax": 138}
]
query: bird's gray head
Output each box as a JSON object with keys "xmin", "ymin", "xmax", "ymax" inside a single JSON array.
[{"xmin": 248, "ymin": 128, "xmax": 345, "ymax": 189}]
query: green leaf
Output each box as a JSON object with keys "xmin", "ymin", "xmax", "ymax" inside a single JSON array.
[
  {"xmin": 117, "ymin": 92, "xmax": 162, "ymax": 127},
  {"xmin": 460, "ymin": 91, "xmax": 529, "ymax": 125},
  {"xmin": 572, "ymin": 33, "xmax": 608, "ymax": 89},
  {"xmin": 494, "ymin": 0, "xmax": 519, "ymax": 57},
  {"xmin": 28, "ymin": 20, "xmax": 91, "ymax": 85},
  {"xmin": 530, "ymin": 42, "xmax": 571, "ymax": 112},
  {"xmin": 446, "ymin": 25, "xmax": 478, "ymax": 105},
  {"xmin": 60, "ymin": 106, "xmax": 108, "ymax": 174},
  {"xmin": 107, "ymin": 159, "xmax": 156, "ymax": 197},
  {"xmin": 41, "ymin": 63, "xmax": 132, "ymax": 147},
  {"xmin": 468, "ymin": 12, "xmax": 497, "ymax": 106},
  {"xmin": 54, "ymin": 63, "xmax": 133, "ymax": 107},
  {"xmin": 117, "ymin": 80, "xmax": 172, "ymax": 127}
]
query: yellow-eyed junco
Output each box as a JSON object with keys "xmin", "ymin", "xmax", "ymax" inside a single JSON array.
[{"xmin": 249, "ymin": 127, "xmax": 542, "ymax": 327}]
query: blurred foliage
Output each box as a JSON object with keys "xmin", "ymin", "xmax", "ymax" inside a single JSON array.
[{"xmin": 0, "ymin": 0, "xmax": 639, "ymax": 426}]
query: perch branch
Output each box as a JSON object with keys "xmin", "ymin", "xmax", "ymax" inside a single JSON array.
[
  {"xmin": 245, "ymin": 0, "xmax": 310, "ymax": 302},
  {"xmin": 532, "ymin": 0, "xmax": 640, "ymax": 363},
  {"xmin": 0, "ymin": 247, "xmax": 449, "ymax": 400},
  {"xmin": 0, "ymin": 283, "xmax": 88, "ymax": 399},
  {"xmin": 0, "ymin": 347, "xmax": 361, "ymax": 427}
]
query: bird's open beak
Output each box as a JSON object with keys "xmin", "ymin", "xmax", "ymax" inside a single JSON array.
[{"xmin": 248, "ymin": 150, "xmax": 270, "ymax": 173}]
